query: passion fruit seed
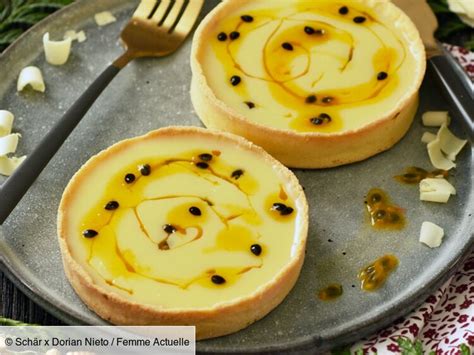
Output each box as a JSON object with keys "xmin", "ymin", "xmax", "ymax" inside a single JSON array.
[
  {"xmin": 310, "ymin": 113, "xmax": 331, "ymax": 125},
  {"xmin": 83, "ymin": 229, "xmax": 98, "ymax": 238},
  {"xmin": 375, "ymin": 210, "xmax": 386, "ymax": 220},
  {"xmin": 189, "ymin": 206, "xmax": 202, "ymax": 216},
  {"xmin": 272, "ymin": 203, "xmax": 294, "ymax": 216},
  {"xmin": 282, "ymin": 42, "xmax": 294, "ymax": 51},
  {"xmin": 163, "ymin": 224, "xmax": 176, "ymax": 234},
  {"xmin": 139, "ymin": 164, "xmax": 151, "ymax": 176},
  {"xmin": 370, "ymin": 193, "xmax": 382, "ymax": 204},
  {"xmin": 305, "ymin": 95, "xmax": 317, "ymax": 104},
  {"xmin": 353, "ymin": 16, "xmax": 366, "ymax": 23},
  {"xmin": 199, "ymin": 153, "xmax": 213, "ymax": 162},
  {"xmin": 211, "ymin": 275, "xmax": 226, "ymax": 285},
  {"xmin": 245, "ymin": 101, "xmax": 255, "ymax": 109},
  {"xmin": 231, "ymin": 169, "xmax": 244, "ymax": 179},
  {"xmin": 280, "ymin": 206, "xmax": 294, "ymax": 215},
  {"xmin": 230, "ymin": 75, "xmax": 241, "ymax": 86},
  {"xmin": 304, "ymin": 26, "xmax": 315, "ymax": 34},
  {"xmin": 339, "ymin": 6, "xmax": 349, "ymax": 15},
  {"xmin": 322, "ymin": 96, "xmax": 333, "ymax": 104},
  {"xmin": 377, "ymin": 71, "xmax": 388, "ymax": 80},
  {"xmin": 217, "ymin": 32, "xmax": 227, "ymax": 41},
  {"xmin": 105, "ymin": 201, "xmax": 119, "ymax": 211},
  {"xmin": 250, "ymin": 244, "xmax": 262, "ymax": 256},
  {"xmin": 196, "ymin": 162, "xmax": 209, "ymax": 169},
  {"xmin": 314, "ymin": 29, "xmax": 325, "ymax": 35},
  {"xmin": 124, "ymin": 173, "xmax": 135, "ymax": 183},
  {"xmin": 229, "ymin": 31, "xmax": 240, "ymax": 40},
  {"xmin": 241, "ymin": 15, "xmax": 253, "ymax": 22}
]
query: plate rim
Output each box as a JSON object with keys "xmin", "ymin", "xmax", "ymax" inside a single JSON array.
[{"xmin": 0, "ymin": 0, "xmax": 473, "ymax": 353}]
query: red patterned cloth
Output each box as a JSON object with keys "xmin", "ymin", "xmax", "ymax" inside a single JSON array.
[
  {"xmin": 352, "ymin": 46, "xmax": 474, "ymax": 354},
  {"xmin": 443, "ymin": 44, "xmax": 474, "ymax": 81},
  {"xmin": 353, "ymin": 252, "xmax": 474, "ymax": 354}
]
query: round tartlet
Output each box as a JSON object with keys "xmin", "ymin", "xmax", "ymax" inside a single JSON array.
[
  {"xmin": 190, "ymin": 0, "xmax": 426, "ymax": 168},
  {"xmin": 58, "ymin": 126, "xmax": 308, "ymax": 339}
]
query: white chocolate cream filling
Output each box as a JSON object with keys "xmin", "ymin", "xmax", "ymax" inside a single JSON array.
[
  {"xmin": 198, "ymin": 0, "xmax": 424, "ymax": 133},
  {"xmin": 61, "ymin": 130, "xmax": 307, "ymax": 309}
]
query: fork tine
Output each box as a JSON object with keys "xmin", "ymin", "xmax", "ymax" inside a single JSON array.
[
  {"xmin": 133, "ymin": 0, "xmax": 157, "ymax": 19},
  {"xmin": 172, "ymin": 0, "xmax": 204, "ymax": 35},
  {"xmin": 151, "ymin": 0, "xmax": 171, "ymax": 24},
  {"xmin": 160, "ymin": 0, "xmax": 186, "ymax": 29}
]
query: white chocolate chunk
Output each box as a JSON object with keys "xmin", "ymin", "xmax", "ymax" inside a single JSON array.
[
  {"xmin": 94, "ymin": 11, "xmax": 117, "ymax": 26},
  {"xmin": 64, "ymin": 30, "xmax": 77, "ymax": 40},
  {"xmin": 420, "ymin": 178, "xmax": 456, "ymax": 203},
  {"xmin": 422, "ymin": 111, "xmax": 450, "ymax": 127},
  {"xmin": 0, "ymin": 155, "xmax": 26, "ymax": 176},
  {"xmin": 420, "ymin": 178, "xmax": 456, "ymax": 194},
  {"xmin": 17, "ymin": 66, "xmax": 46, "ymax": 92},
  {"xmin": 76, "ymin": 30, "xmax": 87, "ymax": 42},
  {"xmin": 437, "ymin": 124, "xmax": 468, "ymax": 161},
  {"xmin": 420, "ymin": 191, "xmax": 452, "ymax": 203},
  {"xmin": 43, "ymin": 32, "xmax": 72, "ymax": 65},
  {"xmin": 0, "ymin": 134, "xmax": 20, "ymax": 156},
  {"xmin": 421, "ymin": 131, "xmax": 437, "ymax": 144},
  {"xmin": 64, "ymin": 30, "xmax": 87, "ymax": 43},
  {"xmin": 419, "ymin": 221, "xmax": 444, "ymax": 248},
  {"xmin": 427, "ymin": 138, "xmax": 456, "ymax": 170},
  {"xmin": 0, "ymin": 110, "xmax": 14, "ymax": 137}
]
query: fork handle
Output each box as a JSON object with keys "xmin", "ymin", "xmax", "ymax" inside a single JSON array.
[
  {"xmin": 0, "ymin": 64, "xmax": 122, "ymax": 225},
  {"xmin": 428, "ymin": 55, "xmax": 474, "ymax": 139}
]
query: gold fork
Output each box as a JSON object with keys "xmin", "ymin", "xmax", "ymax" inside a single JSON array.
[{"xmin": 0, "ymin": 0, "xmax": 204, "ymax": 224}]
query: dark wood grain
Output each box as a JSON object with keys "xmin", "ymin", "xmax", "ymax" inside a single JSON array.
[{"xmin": 0, "ymin": 271, "xmax": 63, "ymax": 325}]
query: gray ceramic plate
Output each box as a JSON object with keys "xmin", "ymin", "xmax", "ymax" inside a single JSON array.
[{"xmin": 0, "ymin": 0, "xmax": 472, "ymax": 353}]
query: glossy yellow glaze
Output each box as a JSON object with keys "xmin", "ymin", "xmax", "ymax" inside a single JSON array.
[
  {"xmin": 202, "ymin": 0, "xmax": 420, "ymax": 133},
  {"xmin": 365, "ymin": 188, "xmax": 405, "ymax": 230},
  {"xmin": 394, "ymin": 166, "xmax": 449, "ymax": 185},
  {"xmin": 67, "ymin": 136, "xmax": 303, "ymax": 308},
  {"xmin": 358, "ymin": 254, "xmax": 399, "ymax": 291}
]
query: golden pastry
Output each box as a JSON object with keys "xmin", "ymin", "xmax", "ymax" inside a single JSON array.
[
  {"xmin": 58, "ymin": 126, "xmax": 308, "ymax": 339},
  {"xmin": 191, "ymin": 0, "xmax": 426, "ymax": 168}
]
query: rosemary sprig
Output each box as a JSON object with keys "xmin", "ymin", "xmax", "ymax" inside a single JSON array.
[{"xmin": 0, "ymin": 0, "xmax": 74, "ymax": 51}]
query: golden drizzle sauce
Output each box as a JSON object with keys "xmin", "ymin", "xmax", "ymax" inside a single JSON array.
[
  {"xmin": 364, "ymin": 188, "xmax": 405, "ymax": 230},
  {"xmin": 79, "ymin": 150, "xmax": 295, "ymax": 293},
  {"xmin": 394, "ymin": 166, "xmax": 449, "ymax": 185},
  {"xmin": 318, "ymin": 283, "xmax": 343, "ymax": 301},
  {"xmin": 358, "ymin": 254, "xmax": 399, "ymax": 291},
  {"xmin": 209, "ymin": 2, "xmax": 408, "ymax": 133}
]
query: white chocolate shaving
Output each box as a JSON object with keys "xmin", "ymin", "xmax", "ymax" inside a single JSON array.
[
  {"xmin": 64, "ymin": 30, "xmax": 87, "ymax": 43},
  {"xmin": 422, "ymin": 111, "xmax": 450, "ymax": 127},
  {"xmin": 43, "ymin": 32, "xmax": 72, "ymax": 65},
  {"xmin": 420, "ymin": 178, "xmax": 456, "ymax": 194},
  {"xmin": 427, "ymin": 138, "xmax": 456, "ymax": 170},
  {"xmin": 76, "ymin": 30, "xmax": 87, "ymax": 42},
  {"xmin": 17, "ymin": 66, "xmax": 46, "ymax": 92},
  {"xmin": 0, "ymin": 134, "xmax": 20, "ymax": 156},
  {"xmin": 0, "ymin": 155, "xmax": 26, "ymax": 176},
  {"xmin": 94, "ymin": 11, "xmax": 117, "ymax": 26},
  {"xmin": 0, "ymin": 110, "xmax": 14, "ymax": 137},
  {"xmin": 421, "ymin": 131, "xmax": 437, "ymax": 144},
  {"xmin": 419, "ymin": 221, "xmax": 444, "ymax": 248},
  {"xmin": 420, "ymin": 178, "xmax": 456, "ymax": 203},
  {"xmin": 437, "ymin": 124, "xmax": 468, "ymax": 161}
]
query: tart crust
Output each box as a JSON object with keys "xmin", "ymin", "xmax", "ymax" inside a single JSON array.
[
  {"xmin": 58, "ymin": 126, "xmax": 308, "ymax": 340},
  {"xmin": 190, "ymin": 0, "xmax": 426, "ymax": 168}
]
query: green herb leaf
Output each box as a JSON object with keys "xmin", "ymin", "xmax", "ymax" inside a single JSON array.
[
  {"xmin": 0, "ymin": 0, "xmax": 74, "ymax": 51},
  {"xmin": 460, "ymin": 344, "xmax": 471, "ymax": 355},
  {"xmin": 397, "ymin": 337, "xmax": 424, "ymax": 355}
]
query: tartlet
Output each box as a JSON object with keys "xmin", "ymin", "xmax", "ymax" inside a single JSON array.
[
  {"xmin": 190, "ymin": 0, "xmax": 426, "ymax": 168},
  {"xmin": 58, "ymin": 126, "xmax": 308, "ymax": 339}
]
